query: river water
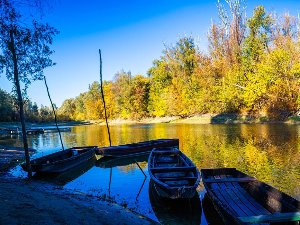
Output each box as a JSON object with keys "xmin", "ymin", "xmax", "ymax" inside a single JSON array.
[{"xmin": 1, "ymin": 123, "xmax": 300, "ymax": 224}]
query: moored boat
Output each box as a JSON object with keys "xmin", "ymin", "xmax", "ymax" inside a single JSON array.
[
  {"xmin": 95, "ymin": 139, "xmax": 179, "ymax": 157},
  {"xmin": 201, "ymin": 168, "xmax": 300, "ymax": 225},
  {"xmin": 21, "ymin": 146, "xmax": 96, "ymax": 173},
  {"xmin": 148, "ymin": 147, "xmax": 200, "ymax": 199},
  {"xmin": 95, "ymin": 153, "xmax": 149, "ymax": 169}
]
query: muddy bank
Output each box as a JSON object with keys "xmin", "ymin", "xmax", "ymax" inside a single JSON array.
[
  {"xmin": 0, "ymin": 176, "xmax": 158, "ymax": 225},
  {"xmin": 0, "ymin": 143, "xmax": 158, "ymax": 224}
]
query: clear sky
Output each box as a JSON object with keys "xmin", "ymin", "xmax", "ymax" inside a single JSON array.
[{"xmin": 1, "ymin": 0, "xmax": 300, "ymax": 107}]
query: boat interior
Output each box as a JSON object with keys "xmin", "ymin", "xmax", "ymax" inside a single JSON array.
[{"xmin": 151, "ymin": 149, "xmax": 198, "ymax": 187}]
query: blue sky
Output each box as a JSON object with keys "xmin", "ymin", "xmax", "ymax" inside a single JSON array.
[{"xmin": 1, "ymin": 0, "xmax": 300, "ymax": 107}]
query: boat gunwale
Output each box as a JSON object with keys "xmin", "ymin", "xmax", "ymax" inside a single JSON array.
[{"xmin": 95, "ymin": 139, "xmax": 179, "ymax": 156}]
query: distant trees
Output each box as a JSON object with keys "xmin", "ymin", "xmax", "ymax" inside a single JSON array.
[
  {"xmin": 0, "ymin": 89, "xmax": 58, "ymax": 122},
  {"xmin": 0, "ymin": 89, "xmax": 15, "ymax": 121}
]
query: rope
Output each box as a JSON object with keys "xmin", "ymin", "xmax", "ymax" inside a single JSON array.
[
  {"xmin": 44, "ymin": 75, "xmax": 65, "ymax": 150},
  {"xmin": 99, "ymin": 49, "xmax": 112, "ymax": 146}
]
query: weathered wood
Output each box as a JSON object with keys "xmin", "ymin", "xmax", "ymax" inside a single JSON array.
[
  {"xmin": 238, "ymin": 211, "xmax": 300, "ymax": 223},
  {"xmin": 150, "ymin": 166, "xmax": 196, "ymax": 173},
  {"xmin": 232, "ymin": 188, "xmax": 271, "ymax": 216},
  {"xmin": 158, "ymin": 177, "xmax": 197, "ymax": 181},
  {"xmin": 204, "ymin": 177, "xmax": 256, "ymax": 183}
]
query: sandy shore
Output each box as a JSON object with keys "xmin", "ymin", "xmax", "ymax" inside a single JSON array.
[{"xmin": 0, "ymin": 175, "xmax": 158, "ymax": 225}]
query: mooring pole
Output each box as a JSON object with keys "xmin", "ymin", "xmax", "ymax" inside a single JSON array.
[
  {"xmin": 99, "ymin": 49, "xmax": 112, "ymax": 146},
  {"xmin": 44, "ymin": 75, "xmax": 64, "ymax": 150},
  {"xmin": 134, "ymin": 159, "xmax": 147, "ymax": 178}
]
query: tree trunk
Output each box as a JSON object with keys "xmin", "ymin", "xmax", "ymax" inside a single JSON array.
[{"xmin": 10, "ymin": 30, "xmax": 32, "ymax": 179}]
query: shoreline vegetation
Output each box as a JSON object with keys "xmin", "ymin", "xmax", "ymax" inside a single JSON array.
[{"xmin": 1, "ymin": 113, "xmax": 300, "ymax": 129}]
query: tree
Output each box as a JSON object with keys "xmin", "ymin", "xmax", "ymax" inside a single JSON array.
[
  {"xmin": 0, "ymin": 0, "xmax": 59, "ymax": 178},
  {"xmin": 0, "ymin": 89, "xmax": 15, "ymax": 121}
]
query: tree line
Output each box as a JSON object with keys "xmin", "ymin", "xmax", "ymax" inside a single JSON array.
[
  {"xmin": 58, "ymin": 3, "xmax": 300, "ymax": 121},
  {"xmin": 0, "ymin": 89, "xmax": 59, "ymax": 122}
]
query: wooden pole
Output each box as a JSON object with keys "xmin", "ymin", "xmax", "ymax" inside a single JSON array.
[
  {"xmin": 134, "ymin": 159, "xmax": 147, "ymax": 178},
  {"xmin": 99, "ymin": 49, "xmax": 112, "ymax": 146},
  {"xmin": 44, "ymin": 75, "xmax": 64, "ymax": 150}
]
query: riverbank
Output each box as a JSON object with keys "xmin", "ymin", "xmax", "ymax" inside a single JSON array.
[
  {"xmin": 91, "ymin": 113, "xmax": 300, "ymax": 125},
  {"xmin": 1, "ymin": 113, "xmax": 300, "ymax": 127},
  {"xmin": 0, "ymin": 176, "xmax": 158, "ymax": 225}
]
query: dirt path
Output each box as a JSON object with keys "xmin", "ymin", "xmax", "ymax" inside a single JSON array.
[{"xmin": 0, "ymin": 176, "xmax": 158, "ymax": 225}]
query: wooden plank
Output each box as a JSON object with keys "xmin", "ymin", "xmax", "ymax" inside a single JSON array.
[
  {"xmin": 214, "ymin": 189, "xmax": 248, "ymax": 217},
  {"xmin": 150, "ymin": 166, "xmax": 196, "ymax": 173},
  {"xmin": 226, "ymin": 175, "xmax": 241, "ymax": 188},
  {"xmin": 220, "ymin": 175, "xmax": 235, "ymax": 188},
  {"xmin": 215, "ymin": 175, "xmax": 227, "ymax": 189},
  {"xmin": 159, "ymin": 177, "xmax": 197, "ymax": 181},
  {"xmin": 153, "ymin": 150, "xmax": 180, "ymax": 155},
  {"xmin": 208, "ymin": 176, "xmax": 221, "ymax": 189},
  {"xmin": 225, "ymin": 189, "xmax": 257, "ymax": 216},
  {"xmin": 234, "ymin": 188, "xmax": 271, "ymax": 216},
  {"xmin": 238, "ymin": 211, "xmax": 300, "ymax": 223},
  {"xmin": 204, "ymin": 177, "xmax": 256, "ymax": 183},
  {"xmin": 228, "ymin": 188, "xmax": 265, "ymax": 216}
]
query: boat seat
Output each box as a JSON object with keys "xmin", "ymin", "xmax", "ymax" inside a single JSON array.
[
  {"xmin": 153, "ymin": 150, "xmax": 180, "ymax": 155},
  {"xmin": 150, "ymin": 166, "xmax": 196, "ymax": 173},
  {"xmin": 159, "ymin": 177, "xmax": 197, "ymax": 182}
]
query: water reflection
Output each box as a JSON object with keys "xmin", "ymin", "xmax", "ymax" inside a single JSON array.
[
  {"xmin": 149, "ymin": 179, "xmax": 202, "ymax": 225},
  {"xmin": 2, "ymin": 123, "xmax": 300, "ymax": 223}
]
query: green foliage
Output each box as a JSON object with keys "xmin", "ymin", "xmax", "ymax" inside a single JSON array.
[{"xmin": 0, "ymin": 89, "xmax": 15, "ymax": 121}]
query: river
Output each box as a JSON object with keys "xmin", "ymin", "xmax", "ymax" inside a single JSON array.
[{"xmin": 1, "ymin": 123, "xmax": 300, "ymax": 224}]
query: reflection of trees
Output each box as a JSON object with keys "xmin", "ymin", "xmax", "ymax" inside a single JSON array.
[
  {"xmin": 117, "ymin": 161, "xmax": 148, "ymax": 174},
  {"xmin": 180, "ymin": 124, "xmax": 300, "ymax": 199}
]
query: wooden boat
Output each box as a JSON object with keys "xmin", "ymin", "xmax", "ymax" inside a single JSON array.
[
  {"xmin": 21, "ymin": 146, "xmax": 96, "ymax": 173},
  {"xmin": 201, "ymin": 168, "xmax": 300, "ymax": 225},
  {"xmin": 95, "ymin": 139, "xmax": 179, "ymax": 157},
  {"xmin": 149, "ymin": 179, "xmax": 202, "ymax": 224},
  {"xmin": 148, "ymin": 147, "xmax": 200, "ymax": 199},
  {"xmin": 32, "ymin": 156, "xmax": 96, "ymax": 185},
  {"xmin": 95, "ymin": 153, "xmax": 149, "ymax": 169}
]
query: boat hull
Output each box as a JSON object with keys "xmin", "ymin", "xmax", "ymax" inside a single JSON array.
[
  {"xmin": 148, "ymin": 147, "xmax": 200, "ymax": 199},
  {"xmin": 95, "ymin": 139, "xmax": 179, "ymax": 156},
  {"xmin": 21, "ymin": 147, "xmax": 96, "ymax": 173}
]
